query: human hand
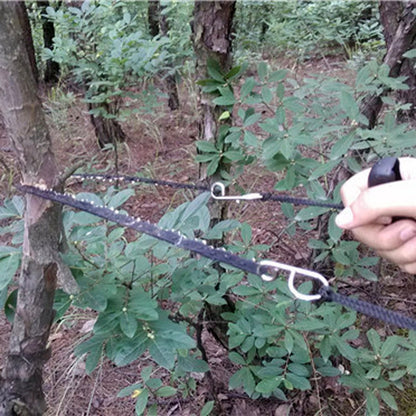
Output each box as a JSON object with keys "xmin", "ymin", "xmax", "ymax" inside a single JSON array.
[{"xmin": 335, "ymin": 157, "xmax": 416, "ymax": 273}]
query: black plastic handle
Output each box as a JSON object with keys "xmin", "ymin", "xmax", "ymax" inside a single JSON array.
[
  {"xmin": 368, "ymin": 157, "xmax": 402, "ymax": 187},
  {"xmin": 368, "ymin": 157, "xmax": 406, "ymax": 222}
]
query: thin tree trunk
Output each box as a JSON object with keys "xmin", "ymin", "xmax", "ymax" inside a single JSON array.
[
  {"xmin": 88, "ymin": 101, "xmax": 126, "ymax": 148},
  {"xmin": 148, "ymin": 0, "xmax": 160, "ymax": 38},
  {"xmin": 192, "ymin": 0, "xmax": 236, "ymax": 350},
  {"xmin": 148, "ymin": 0, "xmax": 179, "ymax": 110},
  {"xmin": 39, "ymin": 1, "xmax": 60, "ymax": 83},
  {"xmin": 360, "ymin": 1, "xmax": 416, "ymax": 127},
  {"xmin": 0, "ymin": 3, "xmax": 75, "ymax": 414},
  {"xmin": 193, "ymin": 0, "xmax": 235, "ymax": 179}
]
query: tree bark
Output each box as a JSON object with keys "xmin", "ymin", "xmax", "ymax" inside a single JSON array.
[
  {"xmin": 88, "ymin": 101, "xmax": 126, "ymax": 148},
  {"xmin": 148, "ymin": 0, "xmax": 160, "ymax": 38},
  {"xmin": 16, "ymin": 1, "xmax": 39, "ymax": 85},
  {"xmin": 148, "ymin": 0, "xmax": 180, "ymax": 110},
  {"xmin": 360, "ymin": 1, "xmax": 416, "ymax": 127},
  {"xmin": 193, "ymin": 0, "xmax": 235, "ymax": 178},
  {"xmin": 39, "ymin": 1, "xmax": 61, "ymax": 84},
  {"xmin": 0, "ymin": 3, "xmax": 75, "ymax": 414},
  {"xmin": 192, "ymin": 0, "xmax": 236, "ymax": 349}
]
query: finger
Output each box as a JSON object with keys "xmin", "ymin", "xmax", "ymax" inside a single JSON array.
[
  {"xmin": 339, "ymin": 168, "xmax": 371, "ymax": 206},
  {"xmin": 398, "ymin": 157, "xmax": 416, "ymax": 180},
  {"xmin": 336, "ymin": 179, "xmax": 416, "ymax": 229},
  {"xmin": 377, "ymin": 232, "xmax": 416, "ymax": 265},
  {"xmin": 399, "ymin": 262, "xmax": 416, "ymax": 275},
  {"xmin": 349, "ymin": 220, "xmax": 416, "ymax": 251}
]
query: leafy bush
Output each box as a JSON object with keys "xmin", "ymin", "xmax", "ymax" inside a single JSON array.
[
  {"xmin": 234, "ymin": 0, "xmax": 383, "ymax": 59},
  {"xmin": 43, "ymin": 0, "xmax": 187, "ymax": 123}
]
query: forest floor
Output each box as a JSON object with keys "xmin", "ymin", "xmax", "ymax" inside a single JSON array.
[{"xmin": 0, "ymin": 55, "xmax": 415, "ymax": 416}]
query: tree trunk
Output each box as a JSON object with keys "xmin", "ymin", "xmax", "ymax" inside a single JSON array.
[
  {"xmin": 192, "ymin": 0, "xmax": 236, "ymax": 349},
  {"xmin": 148, "ymin": 0, "xmax": 180, "ymax": 110},
  {"xmin": 0, "ymin": 3, "xmax": 75, "ymax": 414},
  {"xmin": 16, "ymin": 1, "xmax": 39, "ymax": 85},
  {"xmin": 360, "ymin": 1, "xmax": 416, "ymax": 127},
  {"xmin": 148, "ymin": 0, "xmax": 160, "ymax": 38},
  {"xmin": 39, "ymin": 1, "xmax": 60, "ymax": 84},
  {"xmin": 88, "ymin": 101, "xmax": 126, "ymax": 148},
  {"xmin": 193, "ymin": 0, "xmax": 235, "ymax": 179}
]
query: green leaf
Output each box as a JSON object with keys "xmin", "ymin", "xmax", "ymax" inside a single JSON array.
[
  {"xmin": 213, "ymin": 95, "xmax": 236, "ymax": 106},
  {"xmin": 367, "ymin": 328, "xmax": 381, "ymax": 353},
  {"xmin": 287, "ymin": 363, "xmax": 309, "ymax": 377},
  {"xmin": 257, "ymin": 62, "xmax": 268, "ymax": 82},
  {"xmin": 285, "ymin": 373, "xmax": 311, "ymax": 391},
  {"xmin": 149, "ymin": 338, "xmax": 176, "ymax": 369},
  {"xmin": 219, "ymin": 111, "xmax": 231, "ymax": 121},
  {"xmin": 294, "ymin": 207, "xmax": 329, "ymax": 221},
  {"xmin": 380, "ymin": 336, "xmax": 398, "ymax": 358},
  {"xmin": 364, "ymin": 390, "xmax": 380, "ymax": 416},
  {"xmin": 309, "ymin": 160, "xmax": 338, "ymax": 181},
  {"xmin": 156, "ymin": 386, "xmax": 177, "ymax": 398},
  {"xmin": 204, "ymin": 219, "xmax": 239, "ymax": 239},
  {"xmin": 120, "ymin": 312, "xmax": 138, "ymax": 338},
  {"xmin": 225, "ymin": 65, "xmax": 242, "ymax": 80},
  {"xmin": 108, "ymin": 189, "xmax": 134, "ymax": 209},
  {"xmin": 232, "ymin": 286, "xmax": 260, "ymax": 296},
  {"xmin": 113, "ymin": 332, "xmax": 149, "ymax": 366},
  {"xmin": 284, "ymin": 331, "xmax": 294, "ymax": 354},
  {"xmin": 261, "ymin": 86, "xmax": 273, "ymax": 103},
  {"xmin": 269, "ymin": 69, "xmax": 288, "ymax": 82},
  {"xmin": 243, "ymin": 113, "xmax": 261, "ymax": 127},
  {"xmin": 243, "ymin": 131, "xmax": 258, "ymax": 147},
  {"xmin": 379, "ymin": 390, "xmax": 398, "ymax": 411},
  {"xmin": 135, "ymin": 388, "xmax": 149, "ymax": 415},
  {"xmin": 330, "ymin": 135, "xmax": 354, "ymax": 160},
  {"xmin": 223, "ymin": 150, "xmax": 244, "ymax": 161},
  {"xmin": 241, "ymin": 77, "xmax": 256, "ymax": 99},
  {"xmin": 117, "ymin": 383, "xmax": 142, "ymax": 398},
  {"xmin": 255, "ymin": 377, "xmax": 282, "ymax": 394},
  {"xmin": 0, "ymin": 252, "xmax": 21, "ymax": 291},
  {"xmin": 340, "ymin": 91, "xmax": 359, "ymax": 119},
  {"xmin": 366, "ymin": 365, "xmax": 381, "ymax": 380},
  {"xmin": 333, "ymin": 336, "xmax": 357, "ymax": 361},
  {"xmin": 196, "ymin": 141, "xmax": 218, "ymax": 153},
  {"xmin": 229, "ymin": 352, "xmax": 246, "ymax": 365},
  {"xmin": 177, "ymin": 355, "xmax": 209, "ymax": 373},
  {"xmin": 207, "ymin": 58, "xmax": 225, "ymax": 82},
  {"xmin": 200, "ymin": 400, "xmax": 215, "ymax": 416},
  {"xmin": 206, "ymin": 156, "xmax": 220, "ymax": 176},
  {"xmin": 403, "ymin": 48, "xmax": 416, "ymax": 59},
  {"xmin": 328, "ymin": 213, "xmax": 343, "ymax": 243}
]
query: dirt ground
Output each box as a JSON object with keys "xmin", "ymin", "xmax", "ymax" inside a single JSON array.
[{"xmin": 0, "ymin": 55, "xmax": 415, "ymax": 415}]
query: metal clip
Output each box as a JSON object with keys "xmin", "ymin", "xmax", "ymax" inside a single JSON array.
[
  {"xmin": 211, "ymin": 182, "xmax": 263, "ymax": 202},
  {"xmin": 258, "ymin": 260, "xmax": 329, "ymax": 301}
]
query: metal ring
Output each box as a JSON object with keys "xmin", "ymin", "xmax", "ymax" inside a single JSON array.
[{"xmin": 211, "ymin": 182, "xmax": 226, "ymax": 199}]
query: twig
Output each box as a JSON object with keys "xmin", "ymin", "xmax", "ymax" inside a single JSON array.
[{"xmin": 58, "ymin": 160, "xmax": 85, "ymax": 184}]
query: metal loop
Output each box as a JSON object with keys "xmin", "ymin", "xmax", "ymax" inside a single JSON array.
[
  {"xmin": 259, "ymin": 260, "xmax": 329, "ymax": 301},
  {"xmin": 210, "ymin": 182, "xmax": 263, "ymax": 201}
]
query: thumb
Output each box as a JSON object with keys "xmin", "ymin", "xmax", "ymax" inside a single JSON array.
[{"xmin": 336, "ymin": 179, "xmax": 416, "ymax": 229}]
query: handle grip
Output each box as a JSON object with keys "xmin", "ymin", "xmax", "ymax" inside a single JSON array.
[
  {"xmin": 368, "ymin": 157, "xmax": 406, "ymax": 222},
  {"xmin": 368, "ymin": 157, "xmax": 402, "ymax": 187}
]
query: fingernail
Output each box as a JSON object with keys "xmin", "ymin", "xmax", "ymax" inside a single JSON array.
[
  {"xmin": 400, "ymin": 228, "xmax": 416, "ymax": 242},
  {"xmin": 335, "ymin": 207, "xmax": 354, "ymax": 228}
]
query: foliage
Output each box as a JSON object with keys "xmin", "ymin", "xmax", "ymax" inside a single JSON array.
[
  {"xmin": 42, "ymin": 0, "xmax": 187, "ymax": 122},
  {"xmin": 2, "ymin": 171, "xmax": 416, "ymax": 415},
  {"xmin": 4, "ymin": 2, "xmax": 416, "ymax": 415},
  {"xmin": 196, "ymin": 58, "xmax": 416, "ymax": 283},
  {"xmin": 194, "ymin": 57, "xmax": 416, "ymax": 414},
  {"xmin": 234, "ymin": 0, "xmax": 383, "ymax": 60}
]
